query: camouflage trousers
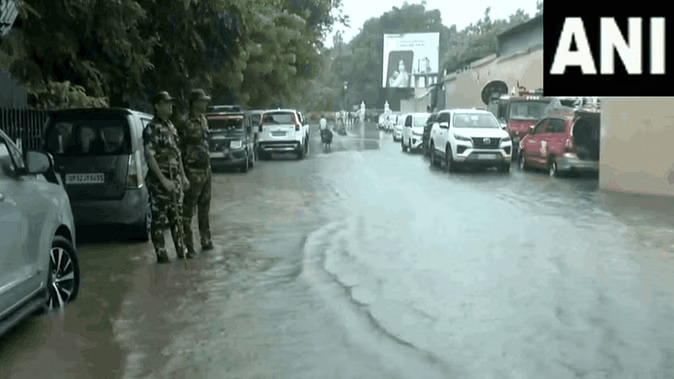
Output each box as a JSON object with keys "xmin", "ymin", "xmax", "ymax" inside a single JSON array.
[
  {"xmin": 148, "ymin": 166, "xmax": 187, "ymax": 258},
  {"xmin": 182, "ymin": 169, "xmax": 212, "ymax": 252}
]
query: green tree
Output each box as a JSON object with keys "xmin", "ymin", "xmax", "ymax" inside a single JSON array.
[{"xmin": 1, "ymin": 0, "xmax": 346, "ymax": 110}]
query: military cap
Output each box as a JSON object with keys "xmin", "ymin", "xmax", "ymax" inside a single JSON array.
[
  {"xmin": 153, "ymin": 91, "xmax": 175, "ymax": 104},
  {"xmin": 189, "ymin": 88, "xmax": 212, "ymax": 103}
]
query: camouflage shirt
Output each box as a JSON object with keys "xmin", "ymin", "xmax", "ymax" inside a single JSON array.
[
  {"xmin": 178, "ymin": 113, "xmax": 210, "ymax": 171},
  {"xmin": 142, "ymin": 117, "xmax": 182, "ymax": 176}
]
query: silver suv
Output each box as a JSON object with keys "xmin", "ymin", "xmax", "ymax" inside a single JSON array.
[{"xmin": 0, "ymin": 129, "xmax": 80, "ymax": 336}]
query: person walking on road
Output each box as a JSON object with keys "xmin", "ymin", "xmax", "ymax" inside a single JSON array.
[
  {"xmin": 178, "ymin": 88, "xmax": 214, "ymax": 256},
  {"xmin": 143, "ymin": 91, "xmax": 192, "ymax": 263},
  {"xmin": 319, "ymin": 115, "xmax": 328, "ymax": 131}
]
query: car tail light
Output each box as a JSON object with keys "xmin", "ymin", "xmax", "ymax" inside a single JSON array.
[
  {"xmin": 564, "ymin": 138, "xmax": 575, "ymax": 153},
  {"xmin": 293, "ymin": 114, "xmax": 300, "ymax": 131},
  {"xmin": 127, "ymin": 150, "xmax": 144, "ymax": 189}
]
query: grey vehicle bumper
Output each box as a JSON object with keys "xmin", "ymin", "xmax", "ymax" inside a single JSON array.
[
  {"xmin": 556, "ymin": 154, "xmax": 598, "ymax": 172},
  {"xmin": 259, "ymin": 141, "xmax": 301, "ymax": 152},
  {"xmin": 71, "ymin": 187, "xmax": 149, "ymax": 226},
  {"xmin": 210, "ymin": 148, "xmax": 247, "ymax": 166}
]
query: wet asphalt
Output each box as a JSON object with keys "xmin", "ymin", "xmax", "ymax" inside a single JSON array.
[{"xmin": 2, "ymin": 121, "xmax": 674, "ymax": 378}]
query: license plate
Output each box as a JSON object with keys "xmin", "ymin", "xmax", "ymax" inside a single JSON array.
[
  {"xmin": 66, "ymin": 173, "xmax": 104, "ymax": 184},
  {"xmin": 478, "ymin": 154, "xmax": 498, "ymax": 160},
  {"xmin": 271, "ymin": 131, "xmax": 285, "ymax": 136}
]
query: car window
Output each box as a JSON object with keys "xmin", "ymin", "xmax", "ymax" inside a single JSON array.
[
  {"xmin": 532, "ymin": 119, "xmax": 547, "ymax": 135},
  {"xmin": 263, "ymin": 112, "xmax": 294, "ymax": 124},
  {"xmin": 405, "ymin": 116, "xmax": 412, "ymax": 127},
  {"xmin": 45, "ymin": 118, "xmax": 132, "ymax": 156},
  {"xmin": 141, "ymin": 118, "xmax": 152, "ymax": 130},
  {"xmin": 0, "ymin": 140, "xmax": 12, "ymax": 171},
  {"xmin": 437, "ymin": 112, "xmax": 450, "ymax": 123},
  {"xmin": 547, "ymin": 118, "xmax": 566, "ymax": 133},
  {"xmin": 0, "ymin": 138, "xmax": 24, "ymax": 176}
]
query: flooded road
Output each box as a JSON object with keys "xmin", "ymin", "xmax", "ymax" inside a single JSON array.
[{"xmin": 2, "ymin": 122, "xmax": 674, "ymax": 378}]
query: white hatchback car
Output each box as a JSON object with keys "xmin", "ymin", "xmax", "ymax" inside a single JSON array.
[
  {"xmin": 257, "ymin": 109, "xmax": 309, "ymax": 160},
  {"xmin": 428, "ymin": 109, "xmax": 512, "ymax": 172},
  {"xmin": 401, "ymin": 112, "xmax": 430, "ymax": 152},
  {"xmin": 0, "ymin": 129, "xmax": 80, "ymax": 336}
]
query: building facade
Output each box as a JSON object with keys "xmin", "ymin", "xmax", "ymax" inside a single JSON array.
[
  {"xmin": 600, "ymin": 98, "xmax": 674, "ymax": 197},
  {"xmin": 442, "ymin": 15, "xmax": 543, "ymax": 109}
]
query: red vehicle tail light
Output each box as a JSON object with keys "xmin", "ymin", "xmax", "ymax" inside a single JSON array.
[{"xmin": 293, "ymin": 114, "xmax": 300, "ymax": 131}]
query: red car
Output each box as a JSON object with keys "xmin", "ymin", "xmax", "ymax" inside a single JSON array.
[{"xmin": 518, "ymin": 107, "xmax": 600, "ymax": 177}]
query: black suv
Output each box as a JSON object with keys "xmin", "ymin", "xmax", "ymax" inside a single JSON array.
[{"xmin": 205, "ymin": 111, "xmax": 256, "ymax": 172}]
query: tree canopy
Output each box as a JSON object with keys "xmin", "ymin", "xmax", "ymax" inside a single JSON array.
[{"xmin": 0, "ymin": 0, "xmax": 347, "ymax": 111}]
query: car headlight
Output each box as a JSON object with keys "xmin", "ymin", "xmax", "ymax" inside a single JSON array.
[
  {"xmin": 453, "ymin": 134, "xmax": 472, "ymax": 142},
  {"xmin": 230, "ymin": 140, "xmax": 243, "ymax": 149},
  {"xmin": 502, "ymin": 136, "xmax": 511, "ymax": 142}
]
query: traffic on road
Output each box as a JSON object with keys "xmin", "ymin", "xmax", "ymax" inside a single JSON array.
[{"xmin": 1, "ymin": 115, "xmax": 673, "ymax": 378}]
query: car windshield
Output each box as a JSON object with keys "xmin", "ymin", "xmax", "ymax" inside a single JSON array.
[
  {"xmin": 452, "ymin": 113, "xmax": 500, "ymax": 128},
  {"xmin": 263, "ymin": 112, "xmax": 294, "ymax": 124},
  {"xmin": 509, "ymin": 101, "xmax": 550, "ymax": 120},
  {"xmin": 45, "ymin": 118, "xmax": 131, "ymax": 156},
  {"xmin": 413, "ymin": 116, "xmax": 428, "ymax": 127},
  {"xmin": 207, "ymin": 116, "xmax": 244, "ymax": 130}
]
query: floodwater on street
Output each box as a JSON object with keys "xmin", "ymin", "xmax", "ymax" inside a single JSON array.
[{"xmin": 2, "ymin": 121, "xmax": 674, "ymax": 378}]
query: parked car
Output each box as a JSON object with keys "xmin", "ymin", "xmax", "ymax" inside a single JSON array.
[
  {"xmin": 42, "ymin": 108, "xmax": 152, "ymax": 240},
  {"xmin": 422, "ymin": 112, "xmax": 439, "ymax": 156},
  {"xmin": 0, "ymin": 129, "xmax": 80, "ymax": 336},
  {"xmin": 257, "ymin": 109, "xmax": 309, "ymax": 160},
  {"xmin": 401, "ymin": 112, "xmax": 430, "ymax": 152},
  {"xmin": 205, "ymin": 111, "xmax": 256, "ymax": 172},
  {"xmin": 392, "ymin": 114, "xmax": 405, "ymax": 142},
  {"xmin": 244, "ymin": 109, "xmax": 265, "ymax": 152},
  {"xmin": 428, "ymin": 109, "xmax": 513, "ymax": 172},
  {"xmin": 518, "ymin": 108, "xmax": 600, "ymax": 177},
  {"xmin": 377, "ymin": 113, "xmax": 387, "ymax": 129}
]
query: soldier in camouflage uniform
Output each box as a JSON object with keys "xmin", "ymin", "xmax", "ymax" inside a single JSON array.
[
  {"xmin": 178, "ymin": 88, "xmax": 214, "ymax": 256},
  {"xmin": 143, "ymin": 91, "xmax": 193, "ymax": 263}
]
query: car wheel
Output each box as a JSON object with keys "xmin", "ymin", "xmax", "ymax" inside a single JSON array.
[
  {"xmin": 240, "ymin": 155, "xmax": 249, "ymax": 173},
  {"xmin": 44, "ymin": 236, "xmax": 80, "ymax": 312},
  {"xmin": 401, "ymin": 138, "xmax": 406, "ymax": 152},
  {"xmin": 445, "ymin": 146, "xmax": 456, "ymax": 173},
  {"xmin": 129, "ymin": 207, "xmax": 151, "ymax": 242},
  {"xmin": 429, "ymin": 142, "xmax": 438, "ymax": 167}
]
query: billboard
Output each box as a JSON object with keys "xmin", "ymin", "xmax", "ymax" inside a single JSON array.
[{"xmin": 382, "ymin": 33, "xmax": 440, "ymax": 89}]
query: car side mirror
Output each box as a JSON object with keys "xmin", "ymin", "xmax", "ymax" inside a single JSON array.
[
  {"xmin": 439, "ymin": 122, "xmax": 449, "ymax": 129},
  {"xmin": 24, "ymin": 151, "xmax": 51, "ymax": 175}
]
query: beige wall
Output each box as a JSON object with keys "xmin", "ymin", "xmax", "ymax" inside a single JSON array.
[
  {"xmin": 443, "ymin": 48, "xmax": 543, "ymax": 109},
  {"xmin": 600, "ymin": 98, "xmax": 674, "ymax": 197}
]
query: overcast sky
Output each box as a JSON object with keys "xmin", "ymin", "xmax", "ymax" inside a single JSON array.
[{"xmin": 323, "ymin": 0, "xmax": 540, "ymax": 47}]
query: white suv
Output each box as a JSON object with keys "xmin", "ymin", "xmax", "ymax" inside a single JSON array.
[
  {"xmin": 257, "ymin": 109, "xmax": 309, "ymax": 159},
  {"xmin": 428, "ymin": 109, "xmax": 512, "ymax": 172}
]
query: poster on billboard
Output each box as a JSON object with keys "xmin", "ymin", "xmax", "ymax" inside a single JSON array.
[
  {"xmin": 0, "ymin": 0, "xmax": 19, "ymax": 37},
  {"xmin": 382, "ymin": 33, "xmax": 439, "ymax": 89}
]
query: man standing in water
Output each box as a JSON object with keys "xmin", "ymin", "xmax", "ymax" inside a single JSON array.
[
  {"xmin": 178, "ymin": 88, "xmax": 214, "ymax": 256},
  {"xmin": 143, "ymin": 91, "xmax": 191, "ymax": 263}
]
